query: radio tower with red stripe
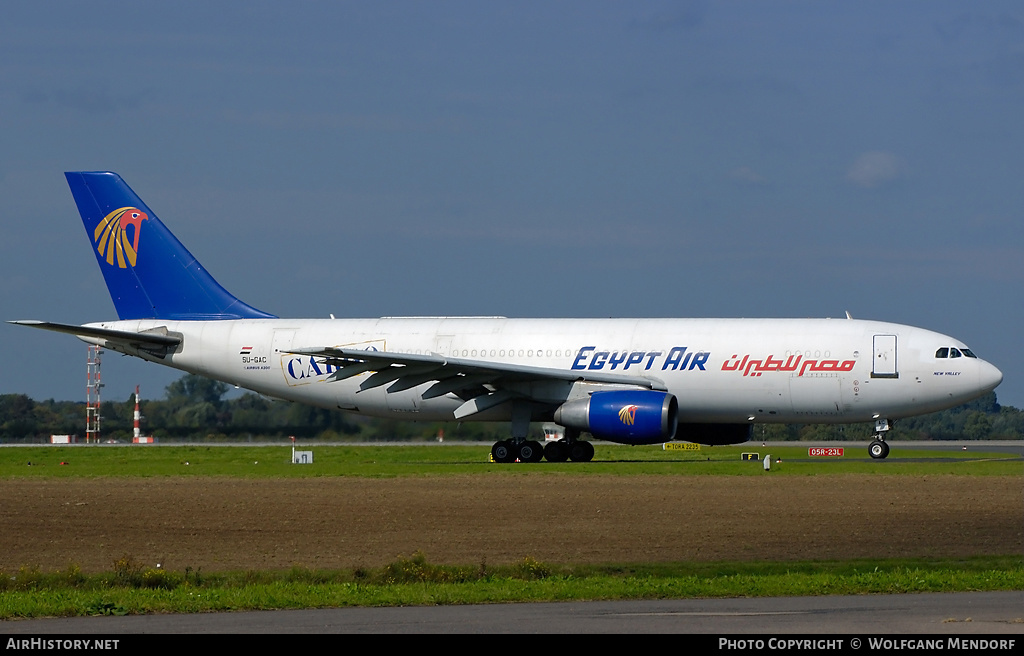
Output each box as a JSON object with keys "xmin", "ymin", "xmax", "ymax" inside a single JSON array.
[
  {"xmin": 131, "ymin": 386, "xmax": 155, "ymax": 443},
  {"xmin": 133, "ymin": 385, "xmax": 142, "ymax": 441}
]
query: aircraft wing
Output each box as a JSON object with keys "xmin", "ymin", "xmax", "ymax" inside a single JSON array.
[
  {"xmin": 285, "ymin": 346, "xmax": 668, "ymax": 419},
  {"xmin": 9, "ymin": 320, "xmax": 181, "ymax": 354}
]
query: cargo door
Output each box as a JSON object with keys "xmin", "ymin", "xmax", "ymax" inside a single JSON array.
[
  {"xmin": 789, "ymin": 375, "xmax": 844, "ymax": 416},
  {"xmin": 272, "ymin": 329, "xmax": 299, "ymax": 385}
]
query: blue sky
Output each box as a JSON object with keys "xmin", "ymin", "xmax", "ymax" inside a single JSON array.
[{"xmin": 2, "ymin": 2, "xmax": 1022, "ymax": 409}]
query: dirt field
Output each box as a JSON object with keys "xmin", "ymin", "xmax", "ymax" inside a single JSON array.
[{"xmin": 1, "ymin": 475, "xmax": 1020, "ymax": 573}]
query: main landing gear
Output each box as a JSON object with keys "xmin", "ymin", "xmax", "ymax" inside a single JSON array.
[
  {"xmin": 490, "ymin": 428, "xmax": 594, "ymax": 463},
  {"xmin": 868, "ymin": 418, "xmax": 891, "ymax": 460},
  {"xmin": 491, "ymin": 439, "xmax": 543, "ymax": 463}
]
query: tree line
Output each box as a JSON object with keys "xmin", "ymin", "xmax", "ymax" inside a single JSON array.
[{"xmin": 1, "ymin": 374, "xmax": 1021, "ymax": 443}]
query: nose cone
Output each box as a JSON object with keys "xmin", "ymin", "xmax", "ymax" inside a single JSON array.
[{"xmin": 980, "ymin": 360, "xmax": 1004, "ymax": 393}]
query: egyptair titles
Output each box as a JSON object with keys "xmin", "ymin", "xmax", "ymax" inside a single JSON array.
[
  {"xmin": 571, "ymin": 346, "xmax": 709, "ymax": 372},
  {"xmin": 722, "ymin": 353, "xmax": 856, "ymax": 377}
]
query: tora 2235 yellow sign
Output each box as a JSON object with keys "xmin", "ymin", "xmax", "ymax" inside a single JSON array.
[{"xmin": 94, "ymin": 207, "xmax": 148, "ymax": 268}]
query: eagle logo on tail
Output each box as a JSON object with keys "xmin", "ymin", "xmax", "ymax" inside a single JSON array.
[{"xmin": 94, "ymin": 207, "xmax": 148, "ymax": 268}]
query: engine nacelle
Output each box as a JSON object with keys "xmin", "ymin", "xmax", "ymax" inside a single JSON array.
[{"xmin": 554, "ymin": 390, "xmax": 678, "ymax": 445}]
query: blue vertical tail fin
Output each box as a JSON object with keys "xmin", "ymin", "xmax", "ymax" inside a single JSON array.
[{"xmin": 65, "ymin": 171, "xmax": 276, "ymax": 321}]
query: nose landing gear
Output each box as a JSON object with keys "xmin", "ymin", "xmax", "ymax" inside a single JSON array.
[{"xmin": 868, "ymin": 418, "xmax": 891, "ymax": 460}]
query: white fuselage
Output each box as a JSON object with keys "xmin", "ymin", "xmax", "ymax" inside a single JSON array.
[{"xmin": 84, "ymin": 317, "xmax": 1003, "ymax": 426}]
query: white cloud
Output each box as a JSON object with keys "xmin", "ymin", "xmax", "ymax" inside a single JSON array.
[{"xmin": 845, "ymin": 151, "xmax": 904, "ymax": 188}]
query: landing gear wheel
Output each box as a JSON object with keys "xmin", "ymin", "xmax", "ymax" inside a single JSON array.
[
  {"xmin": 491, "ymin": 440, "xmax": 515, "ymax": 463},
  {"xmin": 868, "ymin": 439, "xmax": 890, "ymax": 460},
  {"xmin": 544, "ymin": 440, "xmax": 569, "ymax": 462},
  {"xmin": 516, "ymin": 440, "xmax": 544, "ymax": 463},
  {"xmin": 569, "ymin": 441, "xmax": 595, "ymax": 462}
]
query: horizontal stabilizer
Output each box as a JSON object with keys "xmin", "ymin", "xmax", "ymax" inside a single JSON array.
[{"xmin": 9, "ymin": 320, "xmax": 181, "ymax": 347}]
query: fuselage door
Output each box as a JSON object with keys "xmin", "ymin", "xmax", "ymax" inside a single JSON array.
[
  {"xmin": 435, "ymin": 334, "xmax": 454, "ymax": 357},
  {"xmin": 872, "ymin": 334, "xmax": 898, "ymax": 379}
]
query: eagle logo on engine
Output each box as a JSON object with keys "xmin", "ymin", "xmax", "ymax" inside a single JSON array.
[{"xmin": 618, "ymin": 404, "xmax": 638, "ymax": 426}]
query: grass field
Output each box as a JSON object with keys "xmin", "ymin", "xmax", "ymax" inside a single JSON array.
[
  {"xmin": 0, "ymin": 442, "xmax": 1020, "ymax": 619},
  {"xmin": 1, "ymin": 441, "xmax": 1021, "ymax": 477},
  {"xmin": 1, "ymin": 555, "xmax": 1021, "ymax": 620}
]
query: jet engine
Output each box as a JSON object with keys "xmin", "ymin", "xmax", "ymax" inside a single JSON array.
[{"xmin": 554, "ymin": 390, "xmax": 678, "ymax": 445}]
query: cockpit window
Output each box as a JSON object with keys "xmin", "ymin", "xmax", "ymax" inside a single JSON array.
[{"xmin": 936, "ymin": 346, "xmax": 979, "ymax": 359}]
